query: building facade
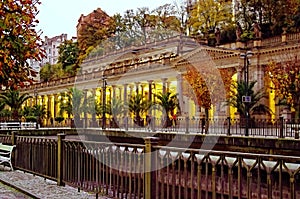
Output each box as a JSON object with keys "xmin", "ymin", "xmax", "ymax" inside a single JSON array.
[
  {"xmin": 29, "ymin": 34, "xmax": 70, "ymax": 81},
  {"xmin": 21, "ymin": 32, "xmax": 300, "ymax": 127}
]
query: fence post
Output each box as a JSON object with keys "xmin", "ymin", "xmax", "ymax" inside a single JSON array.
[
  {"xmin": 185, "ymin": 116, "xmax": 189, "ymax": 134},
  {"xmin": 152, "ymin": 116, "xmax": 156, "ymax": 132},
  {"xmin": 11, "ymin": 131, "xmax": 16, "ymax": 145},
  {"xmin": 227, "ymin": 117, "xmax": 231, "ymax": 136},
  {"xmin": 57, "ymin": 133, "xmax": 65, "ymax": 186},
  {"xmin": 125, "ymin": 117, "xmax": 128, "ymax": 131},
  {"xmin": 279, "ymin": 116, "xmax": 284, "ymax": 138},
  {"xmin": 144, "ymin": 137, "xmax": 159, "ymax": 199}
]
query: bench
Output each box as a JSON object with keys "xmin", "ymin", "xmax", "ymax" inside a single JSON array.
[
  {"xmin": 285, "ymin": 123, "xmax": 300, "ymax": 138},
  {"xmin": 0, "ymin": 143, "xmax": 15, "ymax": 171},
  {"xmin": 0, "ymin": 122, "xmax": 21, "ymax": 129},
  {"xmin": 0, "ymin": 122, "xmax": 36, "ymax": 129}
]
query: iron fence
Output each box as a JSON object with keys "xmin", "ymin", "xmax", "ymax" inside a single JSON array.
[
  {"xmin": 78, "ymin": 116, "xmax": 300, "ymax": 139},
  {"xmin": 4, "ymin": 133, "xmax": 300, "ymax": 199}
]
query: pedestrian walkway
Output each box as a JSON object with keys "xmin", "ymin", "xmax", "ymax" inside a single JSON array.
[
  {"xmin": 0, "ymin": 181, "xmax": 30, "ymax": 199},
  {"xmin": 0, "ymin": 167, "xmax": 109, "ymax": 199}
]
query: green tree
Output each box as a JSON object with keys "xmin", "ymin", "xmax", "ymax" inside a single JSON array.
[
  {"xmin": 59, "ymin": 88, "xmax": 84, "ymax": 124},
  {"xmin": 128, "ymin": 94, "xmax": 150, "ymax": 126},
  {"xmin": 0, "ymin": 90, "xmax": 32, "ymax": 120},
  {"xmin": 155, "ymin": 92, "xmax": 180, "ymax": 127},
  {"xmin": 235, "ymin": 0, "xmax": 300, "ymax": 38},
  {"xmin": 106, "ymin": 98, "xmax": 125, "ymax": 127},
  {"xmin": 57, "ymin": 40, "xmax": 79, "ymax": 73},
  {"xmin": 22, "ymin": 106, "xmax": 35, "ymax": 122},
  {"xmin": 188, "ymin": 0, "xmax": 233, "ymax": 44},
  {"xmin": 39, "ymin": 63, "xmax": 53, "ymax": 82},
  {"xmin": 0, "ymin": 0, "xmax": 44, "ymax": 89},
  {"xmin": 226, "ymin": 81, "xmax": 272, "ymax": 119},
  {"xmin": 33, "ymin": 104, "xmax": 47, "ymax": 126}
]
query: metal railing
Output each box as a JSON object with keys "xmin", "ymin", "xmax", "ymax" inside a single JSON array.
[
  {"xmin": 5, "ymin": 133, "xmax": 300, "ymax": 199},
  {"xmin": 68, "ymin": 116, "xmax": 300, "ymax": 139}
]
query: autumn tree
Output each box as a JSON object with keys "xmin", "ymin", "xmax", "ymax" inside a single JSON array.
[
  {"xmin": 85, "ymin": 4, "xmax": 182, "ymax": 58},
  {"xmin": 188, "ymin": 0, "xmax": 233, "ymax": 44},
  {"xmin": 76, "ymin": 8, "xmax": 116, "ymax": 65},
  {"xmin": 235, "ymin": 0, "xmax": 300, "ymax": 38},
  {"xmin": 0, "ymin": 0, "xmax": 44, "ymax": 89},
  {"xmin": 115, "ymin": 4, "xmax": 181, "ymax": 46},
  {"xmin": 265, "ymin": 58, "xmax": 300, "ymax": 119},
  {"xmin": 183, "ymin": 50, "xmax": 232, "ymax": 132}
]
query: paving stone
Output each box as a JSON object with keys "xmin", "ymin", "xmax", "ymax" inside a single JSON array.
[
  {"xmin": 0, "ymin": 182, "xmax": 30, "ymax": 199},
  {"xmin": 0, "ymin": 167, "xmax": 110, "ymax": 198}
]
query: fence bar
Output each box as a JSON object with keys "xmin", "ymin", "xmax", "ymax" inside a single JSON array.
[
  {"xmin": 57, "ymin": 133, "xmax": 65, "ymax": 186},
  {"xmin": 144, "ymin": 137, "xmax": 159, "ymax": 199},
  {"xmin": 185, "ymin": 116, "xmax": 189, "ymax": 134},
  {"xmin": 280, "ymin": 116, "xmax": 284, "ymax": 138}
]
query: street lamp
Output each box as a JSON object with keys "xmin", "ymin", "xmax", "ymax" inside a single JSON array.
[
  {"xmin": 240, "ymin": 51, "xmax": 253, "ymax": 136},
  {"xmin": 102, "ymin": 76, "xmax": 107, "ymax": 129},
  {"xmin": 34, "ymin": 88, "xmax": 38, "ymax": 129}
]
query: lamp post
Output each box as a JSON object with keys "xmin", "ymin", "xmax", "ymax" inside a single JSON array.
[
  {"xmin": 102, "ymin": 76, "xmax": 107, "ymax": 130},
  {"xmin": 34, "ymin": 88, "xmax": 39, "ymax": 129},
  {"xmin": 240, "ymin": 51, "xmax": 253, "ymax": 136}
]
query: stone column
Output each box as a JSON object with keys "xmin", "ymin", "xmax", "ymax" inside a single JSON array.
[
  {"xmin": 112, "ymin": 85, "xmax": 116, "ymax": 99},
  {"xmin": 177, "ymin": 75, "xmax": 184, "ymax": 115},
  {"xmin": 237, "ymin": 67, "xmax": 243, "ymax": 83},
  {"xmin": 118, "ymin": 87, "xmax": 122, "ymax": 100},
  {"xmin": 162, "ymin": 78, "xmax": 168, "ymax": 94},
  {"xmin": 135, "ymin": 82, "xmax": 140, "ymax": 95},
  {"xmin": 141, "ymin": 84, "xmax": 145, "ymax": 97},
  {"xmin": 148, "ymin": 80, "xmax": 153, "ymax": 101},
  {"xmin": 53, "ymin": 94, "xmax": 58, "ymax": 126},
  {"xmin": 129, "ymin": 84, "xmax": 134, "ymax": 97},
  {"xmin": 48, "ymin": 95, "xmax": 54, "ymax": 126},
  {"xmin": 91, "ymin": 89, "xmax": 97, "ymax": 127},
  {"xmin": 123, "ymin": 84, "xmax": 128, "ymax": 102},
  {"xmin": 83, "ymin": 89, "xmax": 88, "ymax": 128}
]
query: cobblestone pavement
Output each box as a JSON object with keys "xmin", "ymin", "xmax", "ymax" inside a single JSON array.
[
  {"xmin": 0, "ymin": 181, "xmax": 30, "ymax": 199},
  {"xmin": 0, "ymin": 167, "xmax": 109, "ymax": 199}
]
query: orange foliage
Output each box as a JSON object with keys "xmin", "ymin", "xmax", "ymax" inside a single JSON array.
[
  {"xmin": 183, "ymin": 64, "xmax": 235, "ymax": 109},
  {"xmin": 265, "ymin": 59, "xmax": 300, "ymax": 109},
  {"xmin": 0, "ymin": 0, "xmax": 44, "ymax": 89}
]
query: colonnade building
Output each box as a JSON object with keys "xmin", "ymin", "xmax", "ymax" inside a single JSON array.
[{"xmin": 21, "ymin": 33, "xmax": 300, "ymax": 127}]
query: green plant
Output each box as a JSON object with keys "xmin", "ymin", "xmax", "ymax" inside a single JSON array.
[
  {"xmin": 226, "ymin": 80, "xmax": 272, "ymax": 118},
  {"xmin": 55, "ymin": 116, "xmax": 64, "ymax": 123},
  {"xmin": 127, "ymin": 94, "xmax": 150, "ymax": 126},
  {"xmin": 25, "ymin": 116, "xmax": 37, "ymax": 123}
]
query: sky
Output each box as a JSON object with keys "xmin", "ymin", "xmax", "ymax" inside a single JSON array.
[{"xmin": 37, "ymin": 0, "xmax": 178, "ymax": 38}]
